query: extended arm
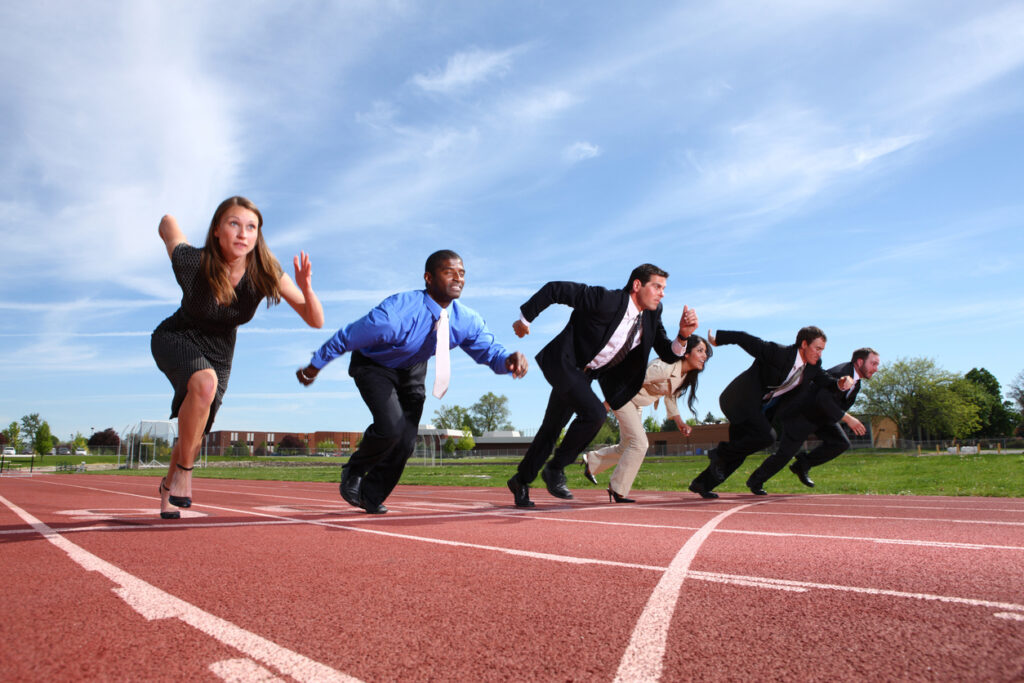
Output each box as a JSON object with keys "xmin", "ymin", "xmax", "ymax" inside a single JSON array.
[
  {"xmin": 279, "ymin": 251, "xmax": 325, "ymax": 329},
  {"xmin": 158, "ymin": 214, "xmax": 188, "ymax": 259}
]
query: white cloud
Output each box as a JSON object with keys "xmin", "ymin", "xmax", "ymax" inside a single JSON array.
[
  {"xmin": 563, "ymin": 141, "xmax": 602, "ymax": 163},
  {"xmin": 412, "ymin": 47, "xmax": 518, "ymax": 93}
]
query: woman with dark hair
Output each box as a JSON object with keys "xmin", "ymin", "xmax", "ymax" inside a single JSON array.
[
  {"xmin": 581, "ymin": 334, "xmax": 711, "ymax": 502},
  {"xmin": 151, "ymin": 196, "xmax": 324, "ymax": 519}
]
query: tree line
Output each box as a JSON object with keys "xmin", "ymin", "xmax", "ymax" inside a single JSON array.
[
  {"xmin": 0, "ymin": 414, "xmax": 121, "ymax": 455},
  {"xmin": 858, "ymin": 361, "xmax": 1024, "ymax": 442}
]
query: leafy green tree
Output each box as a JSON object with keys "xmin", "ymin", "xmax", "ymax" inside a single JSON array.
[
  {"xmin": 278, "ymin": 434, "xmax": 305, "ymax": 454},
  {"xmin": 20, "ymin": 414, "xmax": 42, "ymax": 444},
  {"xmin": 471, "ymin": 392, "xmax": 513, "ymax": 433},
  {"xmin": 1010, "ymin": 370, "xmax": 1024, "ymax": 418},
  {"xmin": 316, "ymin": 440, "xmax": 337, "ymax": 454},
  {"xmin": 859, "ymin": 358, "xmax": 980, "ymax": 441},
  {"xmin": 454, "ymin": 427, "xmax": 476, "ymax": 452},
  {"xmin": 6, "ymin": 422, "xmax": 20, "ymax": 448},
  {"xmin": 661, "ymin": 417, "xmax": 678, "ymax": 432},
  {"xmin": 702, "ymin": 412, "xmax": 721, "ymax": 424},
  {"xmin": 963, "ymin": 368, "xmax": 1019, "ymax": 437},
  {"xmin": 254, "ymin": 440, "xmax": 268, "ymax": 456},
  {"xmin": 33, "ymin": 421, "xmax": 54, "ymax": 455},
  {"xmin": 71, "ymin": 432, "xmax": 89, "ymax": 450},
  {"xmin": 433, "ymin": 404, "xmax": 476, "ymax": 433},
  {"xmin": 643, "ymin": 416, "xmax": 661, "ymax": 433}
]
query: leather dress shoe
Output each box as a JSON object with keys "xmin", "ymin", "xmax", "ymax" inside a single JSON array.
[
  {"xmin": 746, "ymin": 478, "xmax": 768, "ymax": 496},
  {"xmin": 688, "ymin": 480, "xmax": 719, "ymax": 499},
  {"xmin": 340, "ymin": 465, "xmax": 363, "ymax": 507},
  {"xmin": 581, "ymin": 454, "xmax": 598, "ymax": 485},
  {"xmin": 507, "ymin": 474, "xmax": 535, "ymax": 508},
  {"xmin": 359, "ymin": 494, "xmax": 388, "ymax": 514},
  {"xmin": 790, "ymin": 461, "xmax": 815, "ymax": 488},
  {"xmin": 541, "ymin": 466, "xmax": 574, "ymax": 499}
]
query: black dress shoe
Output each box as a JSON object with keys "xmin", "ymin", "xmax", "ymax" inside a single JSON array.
[
  {"xmin": 340, "ymin": 464, "xmax": 364, "ymax": 507},
  {"xmin": 688, "ymin": 480, "xmax": 719, "ymax": 499},
  {"xmin": 582, "ymin": 454, "xmax": 598, "ymax": 485},
  {"xmin": 607, "ymin": 487, "xmax": 636, "ymax": 503},
  {"xmin": 507, "ymin": 474, "xmax": 535, "ymax": 508},
  {"xmin": 359, "ymin": 494, "xmax": 388, "ymax": 514},
  {"xmin": 790, "ymin": 462, "xmax": 815, "ymax": 488},
  {"xmin": 746, "ymin": 478, "xmax": 768, "ymax": 496},
  {"xmin": 541, "ymin": 466, "xmax": 574, "ymax": 499}
]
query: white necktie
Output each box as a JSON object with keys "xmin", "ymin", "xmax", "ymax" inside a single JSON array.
[{"xmin": 432, "ymin": 308, "xmax": 450, "ymax": 399}]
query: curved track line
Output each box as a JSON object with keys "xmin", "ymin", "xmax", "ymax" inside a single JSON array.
[
  {"xmin": 613, "ymin": 500, "xmax": 765, "ymax": 682},
  {"xmin": 0, "ymin": 493, "xmax": 361, "ymax": 683}
]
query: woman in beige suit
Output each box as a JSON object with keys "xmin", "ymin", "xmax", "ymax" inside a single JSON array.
[{"xmin": 582, "ymin": 334, "xmax": 711, "ymax": 502}]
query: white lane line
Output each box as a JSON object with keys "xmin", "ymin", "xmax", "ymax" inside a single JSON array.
[
  {"xmin": 613, "ymin": 500, "xmax": 766, "ymax": 683},
  {"xmin": 15, "ymin": 480, "xmax": 1024, "ymax": 618},
  {"xmin": 738, "ymin": 510, "xmax": 1024, "ymax": 526},
  {"xmin": 0, "ymin": 493, "xmax": 362, "ymax": 683},
  {"xmin": 995, "ymin": 612, "xmax": 1024, "ymax": 622},
  {"xmin": 209, "ymin": 658, "xmax": 286, "ymax": 682}
]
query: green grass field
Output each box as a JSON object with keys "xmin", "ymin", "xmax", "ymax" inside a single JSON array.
[{"xmin": 54, "ymin": 450, "xmax": 1024, "ymax": 498}]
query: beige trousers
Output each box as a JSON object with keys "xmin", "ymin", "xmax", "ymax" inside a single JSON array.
[{"xmin": 585, "ymin": 402, "xmax": 648, "ymax": 496}]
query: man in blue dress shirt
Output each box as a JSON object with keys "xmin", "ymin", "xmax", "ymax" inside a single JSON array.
[{"xmin": 297, "ymin": 250, "xmax": 528, "ymax": 513}]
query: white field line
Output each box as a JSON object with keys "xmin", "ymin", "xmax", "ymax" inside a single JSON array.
[
  {"xmin": 0, "ymin": 493, "xmax": 362, "ymax": 683},
  {"xmin": 613, "ymin": 501, "xmax": 765, "ymax": 682}
]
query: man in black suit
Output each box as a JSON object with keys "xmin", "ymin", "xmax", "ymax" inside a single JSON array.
[
  {"xmin": 688, "ymin": 326, "xmax": 853, "ymax": 499},
  {"xmin": 745, "ymin": 347, "xmax": 879, "ymax": 494},
  {"xmin": 507, "ymin": 264, "xmax": 698, "ymax": 507}
]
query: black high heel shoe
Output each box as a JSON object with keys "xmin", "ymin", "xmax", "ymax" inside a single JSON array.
[
  {"xmin": 607, "ymin": 487, "xmax": 636, "ymax": 504},
  {"xmin": 159, "ymin": 478, "xmax": 180, "ymax": 519},
  {"xmin": 168, "ymin": 463, "xmax": 193, "ymax": 508}
]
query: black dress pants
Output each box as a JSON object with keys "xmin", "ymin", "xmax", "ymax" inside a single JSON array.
[
  {"xmin": 346, "ymin": 351, "xmax": 427, "ymax": 507},
  {"xmin": 748, "ymin": 415, "xmax": 851, "ymax": 485},
  {"xmin": 516, "ymin": 368, "xmax": 606, "ymax": 484}
]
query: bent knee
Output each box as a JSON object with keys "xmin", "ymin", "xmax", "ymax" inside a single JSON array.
[{"xmin": 187, "ymin": 370, "xmax": 219, "ymax": 405}]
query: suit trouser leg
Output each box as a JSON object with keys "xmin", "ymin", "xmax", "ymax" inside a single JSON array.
[
  {"xmin": 802, "ymin": 422, "xmax": 850, "ymax": 470},
  {"xmin": 607, "ymin": 403, "xmax": 648, "ymax": 497},
  {"xmin": 517, "ymin": 372, "xmax": 605, "ymax": 482},
  {"xmin": 748, "ymin": 414, "xmax": 815, "ymax": 486},
  {"xmin": 347, "ymin": 354, "xmax": 426, "ymax": 507},
  {"xmin": 694, "ymin": 414, "xmax": 775, "ymax": 490}
]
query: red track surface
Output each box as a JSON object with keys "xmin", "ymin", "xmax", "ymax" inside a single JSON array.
[{"xmin": 1, "ymin": 474, "xmax": 1022, "ymax": 681}]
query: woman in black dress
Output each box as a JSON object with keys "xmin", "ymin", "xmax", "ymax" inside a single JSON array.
[{"xmin": 151, "ymin": 196, "xmax": 324, "ymax": 519}]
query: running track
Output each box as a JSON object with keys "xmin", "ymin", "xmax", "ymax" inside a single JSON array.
[{"xmin": 1, "ymin": 474, "xmax": 1022, "ymax": 681}]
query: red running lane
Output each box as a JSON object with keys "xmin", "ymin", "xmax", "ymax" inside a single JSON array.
[{"xmin": 1, "ymin": 475, "xmax": 1022, "ymax": 681}]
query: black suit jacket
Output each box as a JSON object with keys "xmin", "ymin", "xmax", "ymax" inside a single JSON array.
[
  {"xmin": 798, "ymin": 361, "xmax": 859, "ymax": 425},
  {"xmin": 715, "ymin": 330, "xmax": 828, "ymax": 423},
  {"xmin": 520, "ymin": 281, "xmax": 680, "ymax": 410}
]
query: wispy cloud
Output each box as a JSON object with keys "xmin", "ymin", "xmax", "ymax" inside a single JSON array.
[{"xmin": 412, "ymin": 47, "xmax": 520, "ymax": 93}]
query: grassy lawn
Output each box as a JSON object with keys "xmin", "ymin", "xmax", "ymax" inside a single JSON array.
[{"xmin": 62, "ymin": 450, "xmax": 1024, "ymax": 498}]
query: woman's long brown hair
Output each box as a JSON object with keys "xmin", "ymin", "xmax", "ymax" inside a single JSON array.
[{"xmin": 201, "ymin": 196, "xmax": 283, "ymax": 307}]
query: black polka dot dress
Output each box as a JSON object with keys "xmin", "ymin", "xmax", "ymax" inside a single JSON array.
[{"xmin": 151, "ymin": 244, "xmax": 264, "ymax": 434}]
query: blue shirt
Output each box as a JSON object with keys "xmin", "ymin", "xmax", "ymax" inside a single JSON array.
[{"xmin": 310, "ymin": 289, "xmax": 512, "ymax": 374}]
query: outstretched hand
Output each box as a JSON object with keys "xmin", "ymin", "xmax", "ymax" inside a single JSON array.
[
  {"xmin": 678, "ymin": 305, "xmax": 698, "ymax": 339},
  {"xmin": 512, "ymin": 319, "xmax": 529, "ymax": 338},
  {"xmin": 707, "ymin": 329, "xmax": 718, "ymax": 346},
  {"xmin": 506, "ymin": 352, "xmax": 529, "ymax": 378},
  {"xmin": 293, "ymin": 251, "xmax": 313, "ymax": 292},
  {"xmin": 296, "ymin": 364, "xmax": 318, "ymax": 387},
  {"xmin": 837, "ymin": 375, "xmax": 855, "ymax": 392}
]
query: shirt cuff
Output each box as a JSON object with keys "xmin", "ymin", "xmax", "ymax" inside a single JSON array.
[
  {"xmin": 671, "ymin": 338, "xmax": 685, "ymax": 356},
  {"xmin": 518, "ymin": 312, "xmax": 531, "ymax": 330}
]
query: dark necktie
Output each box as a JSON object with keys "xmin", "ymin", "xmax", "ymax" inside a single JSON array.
[
  {"xmin": 603, "ymin": 314, "xmax": 642, "ymax": 370},
  {"xmin": 763, "ymin": 365, "xmax": 804, "ymax": 401}
]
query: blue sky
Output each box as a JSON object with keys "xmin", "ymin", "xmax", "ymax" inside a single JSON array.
[{"xmin": 2, "ymin": 1, "xmax": 1023, "ymax": 443}]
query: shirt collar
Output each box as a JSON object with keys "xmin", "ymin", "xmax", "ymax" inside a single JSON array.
[
  {"xmin": 422, "ymin": 289, "xmax": 444, "ymax": 319},
  {"xmin": 626, "ymin": 297, "xmax": 641, "ymax": 321}
]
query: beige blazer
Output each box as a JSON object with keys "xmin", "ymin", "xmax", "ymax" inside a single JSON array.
[{"xmin": 631, "ymin": 358, "xmax": 688, "ymax": 417}]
